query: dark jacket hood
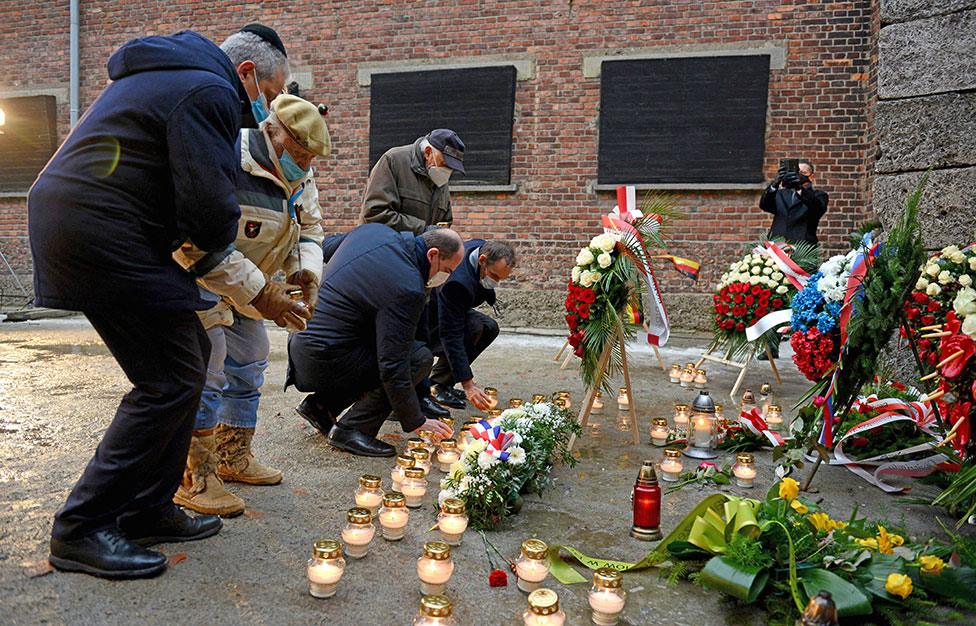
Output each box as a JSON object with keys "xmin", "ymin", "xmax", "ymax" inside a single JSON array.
[{"xmin": 107, "ymin": 30, "xmax": 248, "ymax": 103}]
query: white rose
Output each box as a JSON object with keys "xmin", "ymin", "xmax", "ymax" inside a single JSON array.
[
  {"xmin": 772, "ymin": 272, "xmax": 783, "ymax": 281},
  {"xmin": 927, "ymin": 283, "xmax": 942, "ymax": 296},
  {"xmin": 591, "ymin": 271, "xmax": 603, "ymax": 283},
  {"xmin": 761, "ymin": 267, "xmax": 771, "ymax": 275},
  {"xmin": 597, "ymin": 252, "xmax": 612, "ymax": 269},
  {"xmin": 591, "ymin": 234, "xmax": 616, "ymax": 253},
  {"xmin": 916, "ymin": 276, "xmax": 929, "ymax": 290},
  {"xmin": 938, "ymin": 270, "xmax": 953, "ymax": 285},
  {"xmin": 751, "ymin": 266, "xmax": 761, "ymax": 275},
  {"xmin": 748, "ymin": 276, "xmax": 760, "ymax": 285},
  {"xmin": 969, "ymin": 258, "xmax": 976, "ymax": 271},
  {"xmin": 942, "ymin": 245, "xmax": 960, "ymax": 257},
  {"xmin": 776, "ymin": 285, "xmax": 789, "ymax": 295},
  {"xmin": 571, "ymin": 266, "xmax": 582, "ymax": 283},
  {"xmin": 962, "ymin": 315, "xmax": 976, "ymax": 339},
  {"xmin": 576, "ymin": 248, "xmax": 595, "ymax": 266},
  {"xmin": 954, "ymin": 287, "xmax": 976, "ymax": 316},
  {"xmin": 960, "ymin": 274, "xmax": 973, "ymax": 287},
  {"xmin": 764, "ymin": 257, "xmax": 775, "ymax": 267},
  {"xmin": 926, "ymin": 263, "xmax": 940, "ymax": 277},
  {"xmin": 579, "ymin": 270, "xmax": 594, "ymax": 288},
  {"xmin": 478, "ymin": 451, "xmax": 500, "ymax": 469},
  {"xmin": 951, "ymin": 252, "xmax": 967, "ymax": 265}
]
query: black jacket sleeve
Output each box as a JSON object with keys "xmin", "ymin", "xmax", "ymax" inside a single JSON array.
[
  {"xmin": 437, "ymin": 282, "xmax": 475, "ymax": 383},
  {"xmin": 800, "ymin": 188, "xmax": 829, "ymax": 219},
  {"xmin": 375, "ymin": 292, "xmax": 426, "ymax": 432},
  {"xmin": 759, "ymin": 186, "xmax": 778, "ymax": 215},
  {"xmin": 167, "ymin": 85, "xmax": 241, "ymax": 252}
]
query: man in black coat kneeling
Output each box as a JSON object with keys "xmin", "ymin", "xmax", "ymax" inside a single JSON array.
[{"xmin": 287, "ymin": 224, "xmax": 461, "ymax": 456}]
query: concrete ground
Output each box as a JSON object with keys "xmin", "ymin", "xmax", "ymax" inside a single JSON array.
[{"xmin": 0, "ymin": 318, "xmax": 953, "ymax": 625}]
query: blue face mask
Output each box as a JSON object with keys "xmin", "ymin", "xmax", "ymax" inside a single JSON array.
[
  {"xmin": 250, "ymin": 71, "xmax": 270, "ymax": 123},
  {"xmin": 279, "ymin": 149, "xmax": 308, "ymax": 182}
]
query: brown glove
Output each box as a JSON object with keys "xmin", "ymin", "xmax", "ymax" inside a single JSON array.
[
  {"xmin": 287, "ymin": 269, "xmax": 320, "ymax": 315},
  {"xmin": 250, "ymin": 281, "xmax": 311, "ymax": 328}
]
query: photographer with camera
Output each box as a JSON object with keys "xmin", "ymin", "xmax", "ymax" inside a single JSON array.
[{"xmin": 760, "ymin": 159, "xmax": 829, "ymax": 246}]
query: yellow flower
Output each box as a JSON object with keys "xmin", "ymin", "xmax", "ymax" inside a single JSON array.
[
  {"xmin": 857, "ymin": 537, "xmax": 878, "ymax": 550},
  {"xmin": 885, "ymin": 573, "xmax": 913, "ymax": 599},
  {"xmin": 808, "ymin": 512, "xmax": 835, "ymax": 533},
  {"xmin": 877, "ymin": 526, "xmax": 900, "ymax": 555},
  {"xmin": 778, "ymin": 477, "xmax": 800, "ymax": 502},
  {"xmin": 919, "ymin": 555, "xmax": 945, "ymax": 575},
  {"xmin": 833, "ymin": 520, "xmax": 848, "ymax": 530},
  {"xmin": 790, "ymin": 500, "xmax": 809, "ymax": 514}
]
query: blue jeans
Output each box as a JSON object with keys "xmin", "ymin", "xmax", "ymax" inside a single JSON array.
[{"xmin": 195, "ymin": 312, "xmax": 270, "ymax": 430}]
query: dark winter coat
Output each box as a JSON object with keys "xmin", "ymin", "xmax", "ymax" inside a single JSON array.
[
  {"xmin": 290, "ymin": 224, "xmax": 431, "ymax": 431},
  {"xmin": 28, "ymin": 30, "xmax": 247, "ymax": 311},
  {"xmin": 427, "ymin": 239, "xmax": 496, "ymax": 383},
  {"xmin": 759, "ymin": 185, "xmax": 829, "ymax": 245},
  {"xmin": 359, "ymin": 138, "xmax": 452, "ymax": 235}
]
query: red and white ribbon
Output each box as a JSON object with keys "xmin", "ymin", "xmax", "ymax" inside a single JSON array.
[
  {"xmin": 752, "ymin": 241, "xmax": 811, "ymax": 291},
  {"xmin": 738, "ymin": 408, "xmax": 786, "ymax": 447}
]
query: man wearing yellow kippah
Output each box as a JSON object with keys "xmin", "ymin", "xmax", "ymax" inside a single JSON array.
[{"xmin": 173, "ymin": 95, "xmax": 331, "ymax": 516}]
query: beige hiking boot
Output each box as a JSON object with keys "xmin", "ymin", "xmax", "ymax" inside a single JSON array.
[
  {"xmin": 215, "ymin": 424, "xmax": 283, "ymax": 486},
  {"xmin": 173, "ymin": 429, "xmax": 245, "ymax": 517}
]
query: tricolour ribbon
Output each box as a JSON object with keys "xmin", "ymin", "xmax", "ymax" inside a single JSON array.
[
  {"xmin": 743, "ymin": 242, "xmax": 812, "ymax": 341},
  {"xmin": 470, "ymin": 419, "xmax": 513, "ymax": 461},
  {"xmin": 738, "ymin": 408, "xmax": 786, "ymax": 447}
]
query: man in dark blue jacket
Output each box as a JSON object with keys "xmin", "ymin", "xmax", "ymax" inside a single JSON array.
[
  {"xmin": 287, "ymin": 225, "xmax": 462, "ymax": 456},
  {"xmin": 759, "ymin": 160, "xmax": 829, "ymax": 246},
  {"xmin": 28, "ymin": 30, "xmax": 306, "ymax": 579},
  {"xmin": 429, "ymin": 240, "xmax": 516, "ymax": 410}
]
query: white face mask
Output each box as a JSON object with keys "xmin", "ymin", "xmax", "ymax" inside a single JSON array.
[{"xmin": 428, "ymin": 166, "xmax": 452, "ymax": 188}]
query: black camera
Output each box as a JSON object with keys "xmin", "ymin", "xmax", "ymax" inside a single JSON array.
[{"xmin": 779, "ymin": 158, "xmax": 802, "ymax": 189}]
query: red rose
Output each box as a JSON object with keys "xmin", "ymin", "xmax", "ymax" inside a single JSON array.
[
  {"xmin": 713, "ymin": 295, "xmax": 721, "ymax": 304},
  {"xmin": 745, "ymin": 295, "xmax": 755, "ymax": 306},
  {"xmin": 912, "ymin": 292, "xmax": 928, "ymax": 304},
  {"xmin": 927, "ymin": 301, "xmax": 941, "ymax": 312},
  {"xmin": 736, "ymin": 322, "xmax": 746, "ymax": 331},
  {"xmin": 772, "ymin": 298, "xmax": 784, "ymax": 308},
  {"xmin": 755, "ymin": 308, "xmax": 768, "ymax": 318},
  {"xmin": 578, "ymin": 304, "xmax": 590, "ymax": 319},
  {"xmin": 723, "ymin": 319, "xmax": 735, "ymax": 330},
  {"xmin": 751, "ymin": 286, "xmax": 762, "ymax": 295},
  {"xmin": 733, "ymin": 295, "xmax": 744, "ymax": 304},
  {"xmin": 921, "ymin": 315, "xmax": 936, "ymax": 326}
]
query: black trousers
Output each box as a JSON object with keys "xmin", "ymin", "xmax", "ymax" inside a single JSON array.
[
  {"xmin": 430, "ymin": 309, "xmax": 499, "ymax": 387},
  {"xmin": 51, "ymin": 309, "xmax": 210, "ymax": 541},
  {"xmin": 288, "ymin": 337, "xmax": 432, "ymax": 437}
]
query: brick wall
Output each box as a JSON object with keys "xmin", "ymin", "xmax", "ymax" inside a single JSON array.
[{"xmin": 0, "ymin": 0, "xmax": 878, "ymax": 326}]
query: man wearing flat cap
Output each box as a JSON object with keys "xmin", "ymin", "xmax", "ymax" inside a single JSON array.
[
  {"xmin": 359, "ymin": 129, "xmax": 465, "ymax": 235},
  {"xmin": 173, "ymin": 95, "xmax": 331, "ymax": 517}
]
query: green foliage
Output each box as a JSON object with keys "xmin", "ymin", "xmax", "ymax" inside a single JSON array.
[
  {"xmin": 726, "ymin": 534, "xmax": 774, "ymax": 570},
  {"xmin": 830, "ymin": 176, "xmax": 927, "ymax": 430},
  {"xmin": 932, "ymin": 462, "xmax": 976, "ymax": 527}
]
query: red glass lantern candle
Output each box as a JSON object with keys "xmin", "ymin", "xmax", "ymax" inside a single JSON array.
[{"xmin": 630, "ymin": 461, "xmax": 662, "ymax": 541}]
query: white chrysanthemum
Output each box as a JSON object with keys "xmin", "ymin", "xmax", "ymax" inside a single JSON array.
[
  {"xmin": 927, "ymin": 283, "xmax": 942, "ymax": 296},
  {"xmin": 776, "ymin": 285, "xmax": 789, "ymax": 295},
  {"xmin": 916, "ymin": 276, "xmax": 929, "ymax": 290},
  {"xmin": 591, "ymin": 234, "xmax": 616, "ymax": 253},
  {"xmin": 597, "ymin": 252, "xmax": 612, "ymax": 269},
  {"xmin": 960, "ymin": 274, "xmax": 973, "ymax": 287},
  {"xmin": 938, "ymin": 270, "xmax": 953, "ymax": 285},
  {"xmin": 507, "ymin": 446, "xmax": 526, "ymax": 465},
  {"xmin": 477, "ymin": 451, "xmax": 499, "ymax": 469},
  {"xmin": 576, "ymin": 248, "xmax": 595, "ymax": 266},
  {"xmin": 571, "ymin": 266, "xmax": 582, "ymax": 284}
]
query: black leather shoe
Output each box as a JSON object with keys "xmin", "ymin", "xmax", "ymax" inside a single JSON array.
[
  {"xmin": 447, "ymin": 387, "xmax": 467, "ymax": 403},
  {"xmin": 49, "ymin": 529, "xmax": 167, "ymax": 579},
  {"xmin": 119, "ymin": 504, "xmax": 222, "ymax": 547},
  {"xmin": 432, "ymin": 387, "xmax": 466, "ymax": 409},
  {"xmin": 296, "ymin": 395, "xmax": 335, "ymax": 436},
  {"xmin": 421, "ymin": 396, "xmax": 452, "ymax": 417},
  {"xmin": 328, "ymin": 425, "xmax": 396, "ymax": 457}
]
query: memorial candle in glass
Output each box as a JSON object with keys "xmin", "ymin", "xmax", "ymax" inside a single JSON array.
[
  {"xmin": 391, "ymin": 454, "xmax": 415, "ymax": 492},
  {"xmin": 650, "ymin": 418, "xmax": 669, "ymax": 447},
  {"xmin": 509, "ymin": 398, "xmax": 525, "ymax": 408},
  {"xmin": 484, "ymin": 387, "xmax": 499, "ymax": 409},
  {"xmin": 732, "ymin": 452, "xmax": 757, "ymax": 488},
  {"xmin": 409, "ymin": 448, "xmax": 432, "ymax": 476},
  {"xmin": 354, "ymin": 474, "xmax": 383, "ymax": 515},
  {"xmin": 378, "ymin": 491, "xmax": 409, "ymax": 540},
  {"xmin": 416, "ymin": 541, "xmax": 454, "ymax": 595},
  {"xmin": 669, "ymin": 364, "xmax": 682, "ymax": 384},
  {"xmin": 588, "ymin": 568, "xmax": 626, "ymax": 626},
  {"xmin": 694, "ymin": 368, "xmax": 708, "ymax": 389},
  {"xmin": 412, "ymin": 594, "xmax": 456, "ymax": 626},
  {"xmin": 523, "ymin": 588, "xmax": 567, "ymax": 626},
  {"xmin": 401, "ymin": 467, "xmax": 427, "ymax": 508},
  {"xmin": 515, "ymin": 539, "xmax": 550, "ymax": 592},
  {"xmin": 437, "ymin": 497, "xmax": 468, "ymax": 546},
  {"xmin": 616, "ymin": 387, "xmax": 629, "ymax": 411},
  {"xmin": 306, "ymin": 539, "xmax": 344, "ymax": 598},
  {"xmin": 531, "ymin": 394, "xmax": 547, "ymax": 404},
  {"xmin": 660, "ymin": 448, "xmax": 683, "ymax": 482},
  {"xmin": 591, "ymin": 390, "xmax": 604, "ymax": 414},
  {"xmin": 765, "ymin": 404, "xmax": 784, "ymax": 433},
  {"xmin": 340, "ymin": 508, "xmax": 375, "ymax": 559},
  {"xmin": 673, "ymin": 403, "xmax": 690, "ymax": 430},
  {"xmin": 436, "ymin": 439, "xmax": 460, "ymax": 472}
]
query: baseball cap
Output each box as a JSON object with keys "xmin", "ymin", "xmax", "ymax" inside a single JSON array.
[
  {"xmin": 271, "ymin": 95, "xmax": 331, "ymax": 157},
  {"xmin": 427, "ymin": 129, "xmax": 465, "ymax": 174}
]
